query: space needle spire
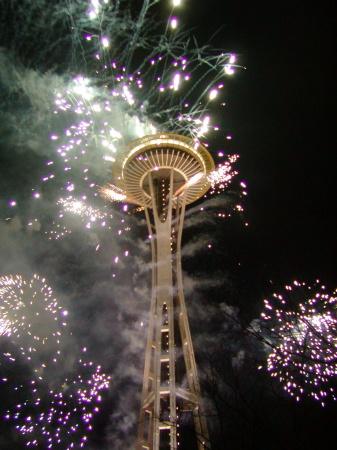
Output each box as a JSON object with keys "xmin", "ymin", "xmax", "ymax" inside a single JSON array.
[{"xmin": 113, "ymin": 133, "xmax": 214, "ymax": 449}]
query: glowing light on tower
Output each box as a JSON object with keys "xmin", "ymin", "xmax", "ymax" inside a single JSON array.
[{"xmin": 113, "ymin": 133, "xmax": 214, "ymax": 449}]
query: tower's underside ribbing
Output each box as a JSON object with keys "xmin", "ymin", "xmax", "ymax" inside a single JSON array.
[
  {"xmin": 114, "ymin": 134, "xmax": 214, "ymax": 450},
  {"xmin": 114, "ymin": 134, "xmax": 214, "ymax": 208}
]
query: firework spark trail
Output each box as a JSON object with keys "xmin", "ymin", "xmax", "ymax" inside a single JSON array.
[
  {"xmin": 262, "ymin": 281, "xmax": 337, "ymax": 405},
  {"xmin": 0, "ymin": 274, "xmax": 110, "ymax": 448},
  {"xmin": 1, "ymin": 0, "xmax": 245, "ymax": 241}
]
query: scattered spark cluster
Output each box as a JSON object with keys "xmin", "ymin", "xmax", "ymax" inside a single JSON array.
[
  {"xmin": 262, "ymin": 281, "xmax": 337, "ymax": 405},
  {"xmin": 46, "ymin": 197, "xmax": 114, "ymax": 240},
  {"xmin": 44, "ymin": 196, "xmax": 132, "ymax": 245},
  {"xmin": 0, "ymin": 274, "xmax": 67, "ymax": 368},
  {"xmin": 58, "ymin": 197, "xmax": 109, "ymax": 220},
  {"xmin": 208, "ymin": 155, "xmax": 239, "ymax": 195},
  {"xmin": 0, "ymin": 275, "xmax": 110, "ymax": 447},
  {"xmin": 3, "ymin": 358, "xmax": 110, "ymax": 449}
]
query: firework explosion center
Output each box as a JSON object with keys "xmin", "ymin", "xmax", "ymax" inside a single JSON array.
[{"xmin": 113, "ymin": 133, "xmax": 214, "ymax": 449}]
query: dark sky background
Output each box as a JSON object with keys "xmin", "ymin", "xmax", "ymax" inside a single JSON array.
[
  {"xmin": 0, "ymin": 0, "xmax": 336, "ymax": 448},
  {"xmin": 195, "ymin": 0, "xmax": 336, "ymax": 292}
]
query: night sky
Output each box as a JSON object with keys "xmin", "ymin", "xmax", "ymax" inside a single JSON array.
[
  {"xmin": 0, "ymin": 1, "xmax": 336, "ymax": 449},
  {"xmin": 211, "ymin": 1, "xmax": 336, "ymax": 288}
]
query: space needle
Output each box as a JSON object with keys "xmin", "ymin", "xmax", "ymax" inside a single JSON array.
[{"xmin": 113, "ymin": 133, "xmax": 214, "ymax": 449}]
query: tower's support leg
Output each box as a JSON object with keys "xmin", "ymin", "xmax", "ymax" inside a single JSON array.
[{"xmin": 137, "ymin": 170, "xmax": 210, "ymax": 450}]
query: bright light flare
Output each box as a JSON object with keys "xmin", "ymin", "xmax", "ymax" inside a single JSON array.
[
  {"xmin": 101, "ymin": 37, "xmax": 109, "ymax": 47},
  {"xmin": 229, "ymin": 54, "xmax": 236, "ymax": 64},
  {"xmin": 209, "ymin": 89, "xmax": 218, "ymax": 100},
  {"xmin": 224, "ymin": 64, "xmax": 235, "ymax": 75},
  {"xmin": 196, "ymin": 116, "xmax": 210, "ymax": 137},
  {"xmin": 170, "ymin": 18, "xmax": 178, "ymax": 29},
  {"xmin": 173, "ymin": 73, "xmax": 180, "ymax": 91}
]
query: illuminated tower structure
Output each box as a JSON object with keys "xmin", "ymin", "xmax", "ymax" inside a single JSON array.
[{"xmin": 113, "ymin": 133, "xmax": 214, "ymax": 450}]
